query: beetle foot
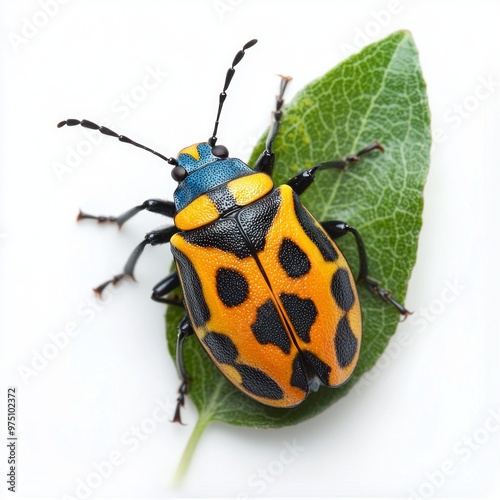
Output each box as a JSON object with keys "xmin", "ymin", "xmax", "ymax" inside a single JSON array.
[
  {"xmin": 364, "ymin": 276, "xmax": 412, "ymax": 318},
  {"xmin": 171, "ymin": 380, "xmax": 189, "ymax": 425},
  {"xmin": 92, "ymin": 273, "xmax": 133, "ymax": 296},
  {"xmin": 77, "ymin": 209, "xmax": 118, "ymax": 224}
]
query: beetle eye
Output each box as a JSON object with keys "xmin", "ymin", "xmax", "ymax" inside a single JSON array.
[
  {"xmin": 171, "ymin": 165, "xmax": 188, "ymax": 182},
  {"xmin": 212, "ymin": 144, "xmax": 229, "ymax": 159}
]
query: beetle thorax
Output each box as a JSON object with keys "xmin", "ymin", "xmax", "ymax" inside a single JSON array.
[{"xmin": 172, "ymin": 142, "xmax": 274, "ymax": 231}]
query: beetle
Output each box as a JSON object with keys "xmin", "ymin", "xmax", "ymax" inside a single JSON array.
[{"xmin": 59, "ymin": 39, "xmax": 409, "ymax": 423}]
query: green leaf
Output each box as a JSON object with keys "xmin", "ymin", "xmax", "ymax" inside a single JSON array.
[{"xmin": 166, "ymin": 30, "xmax": 431, "ymax": 481}]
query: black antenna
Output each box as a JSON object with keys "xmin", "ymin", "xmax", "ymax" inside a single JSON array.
[
  {"xmin": 57, "ymin": 119, "xmax": 178, "ymax": 165},
  {"xmin": 208, "ymin": 39, "xmax": 258, "ymax": 147}
]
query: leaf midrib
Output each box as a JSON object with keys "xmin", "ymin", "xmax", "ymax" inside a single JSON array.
[{"xmin": 319, "ymin": 37, "xmax": 404, "ymax": 222}]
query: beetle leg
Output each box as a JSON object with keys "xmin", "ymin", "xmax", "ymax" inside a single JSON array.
[
  {"xmin": 151, "ymin": 271, "xmax": 183, "ymax": 306},
  {"xmin": 287, "ymin": 141, "xmax": 383, "ymax": 195},
  {"xmin": 172, "ymin": 316, "xmax": 194, "ymax": 424},
  {"xmin": 92, "ymin": 225, "xmax": 178, "ymax": 296},
  {"xmin": 78, "ymin": 199, "xmax": 176, "ymax": 228},
  {"xmin": 322, "ymin": 220, "xmax": 411, "ymax": 318},
  {"xmin": 253, "ymin": 75, "xmax": 292, "ymax": 175}
]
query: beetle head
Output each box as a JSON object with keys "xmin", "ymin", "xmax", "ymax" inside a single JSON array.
[{"xmin": 172, "ymin": 142, "xmax": 254, "ymax": 212}]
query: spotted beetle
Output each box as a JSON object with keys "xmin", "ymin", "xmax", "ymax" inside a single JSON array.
[{"xmin": 59, "ymin": 39, "xmax": 409, "ymax": 423}]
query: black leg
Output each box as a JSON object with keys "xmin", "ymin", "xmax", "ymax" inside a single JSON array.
[
  {"xmin": 93, "ymin": 225, "xmax": 178, "ymax": 295},
  {"xmin": 172, "ymin": 316, "xmax": 194, "ymax": 424},
  {"xmin": 288, "ymin": 141, "xmax": 383, "ymax": 195},
  {"xmin": 58, "ymin": 119, "xmax": 177, "ymax": 165},
  {"xmin": 253, "ymin": 75, "xmax": 292, "ymax": 175},
  {"xmin": 322, "ymin": 220, "xmax": 410, "ymax": 318},
  {"xmin": 322, "ymin": 221, "xmax": 368, "ymax": 280},
  {"xmin": 78, "ymin": 199, "xmax": 176, "ymax": 228},
  {"xmin": 151, "ymin": 271, "xmax": 183, "ymax": 306}
]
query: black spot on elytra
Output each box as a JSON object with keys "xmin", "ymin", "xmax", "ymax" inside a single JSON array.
[
  {"xmin": 331, "ymin": 268, "xmax": 355, "ymax": 311},
  {"xmin": 202, "ymin": 331, "xmax": 284, "ymax": 401},
  {"xmin": 171, "ymin": 247, "xmax": 210, "ymax": 327},
  {"xmin": 251, "ymin": 299, "xmax": 291, "ymax": 354},
  {"xmin": 290, "ymin": 353, "xmax": 309, "ymax": 392},
  {"xmin": 302, "ymin": 351, "xmax": 331, "ymax": 385},
  {"xmin": 279, "ymin": 293, "xmax": 317, "ymax": 343},
  {"xmin": 292, "ymin": 192, "xmax": 339, "ymax": 262},
  {"xmin": 216, "ymin": 268, "xmax": 249, "ymax": 307},
  {"xmin": 236, "ymin": 364, "xmax": 284, "ymax": 400},
  {"xmin": 278, "ymin": 238, "xmax": 311, "ymax": 278},
  {"xmin": 182, "ymin": 218, "xmax": 251, "ymax": 259},
  {"xmin": 202, "ymin": 331, "xmax": 238, "ymax": 365},
  {"xmin": 334, "ymin": 315, "xmax": 358, "ymax": 368}
]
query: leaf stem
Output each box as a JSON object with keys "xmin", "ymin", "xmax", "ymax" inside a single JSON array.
[{"xmin": 173, "ymin": 413, "xmax": 211, "ymax": 485}]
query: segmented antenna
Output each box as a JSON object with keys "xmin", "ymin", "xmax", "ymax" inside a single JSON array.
[
  {"xmin": 208, "ymin": 39, "xmax": 258, "ymax": 147},
  {"xmin": 57, "ymin": 119, "xmax": 178, "ymax": 165}
]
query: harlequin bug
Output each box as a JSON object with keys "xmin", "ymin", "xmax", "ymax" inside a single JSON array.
[{"xmin": 59, "ymin": 39, "xmax": 409, "ymax": 423}]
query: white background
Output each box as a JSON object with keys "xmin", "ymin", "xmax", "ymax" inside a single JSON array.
[{"xmin": 1, "ymin": 1, "xmax": 499, "ymax": 499}]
